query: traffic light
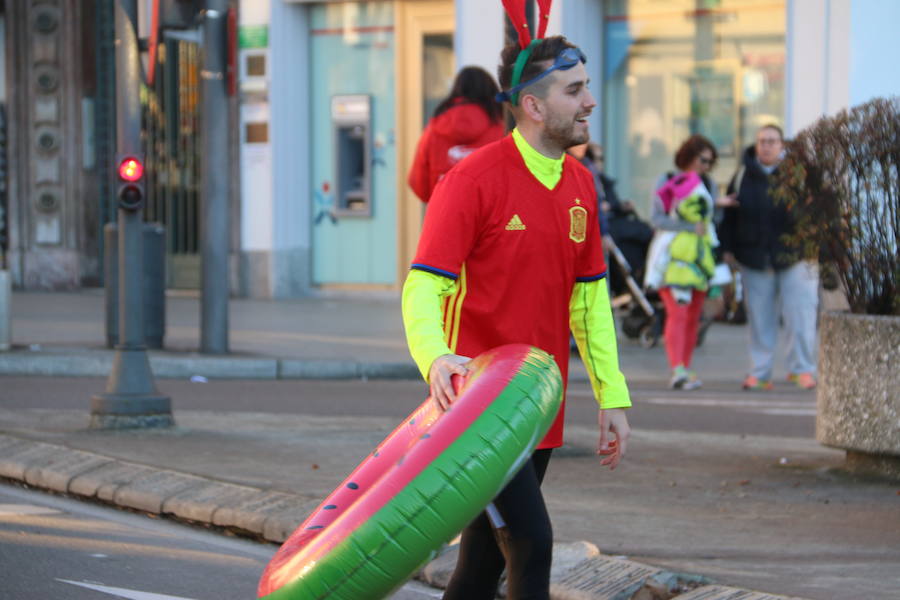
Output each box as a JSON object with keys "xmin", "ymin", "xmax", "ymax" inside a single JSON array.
[{"xmin": 116, "ymin": 155, "xmax": 145, "ymax": 211}]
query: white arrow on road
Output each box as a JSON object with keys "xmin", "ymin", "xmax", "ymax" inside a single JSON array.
[{"xmin": 57, "ymin": 579, "xmax": 199, "ymax": 600}]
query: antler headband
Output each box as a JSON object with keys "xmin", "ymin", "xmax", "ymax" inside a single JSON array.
[
  {"xmin": 501, "ymin": 0, "xmax": 553, "ymax": 49},
  {"xmin": 501, "ymin": 0, "xmax": 556, "ymax": 105}
]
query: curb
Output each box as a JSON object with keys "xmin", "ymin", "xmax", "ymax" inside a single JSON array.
[
  {"xmin": 0, "ymin": 349, "xmax": 607, "ymax": 384},
  {"xmin": 0, "ymin": 433, "xmax": 809, "ymax": 600},
  {"xmin": 0, "ymin": 348, "xmax": 421, "ymax": 380},
  {"xmin": 0, "ymin": 433, "xmax": 319, "ymax": 542}
]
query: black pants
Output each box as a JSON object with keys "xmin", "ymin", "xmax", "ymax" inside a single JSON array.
[{"xmin": 443, "ymin": 449, "xmax": 553, "ymax": 600}]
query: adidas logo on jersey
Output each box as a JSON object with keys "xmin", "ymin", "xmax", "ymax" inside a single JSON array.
[{"xmin": 505, "ymin": 214, "xmax": 526, "ymax": 231}]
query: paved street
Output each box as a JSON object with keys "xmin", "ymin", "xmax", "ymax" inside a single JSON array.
[
  {"xmin": 0, "ymin": 375, "xmax": 817, "ymax": 439},
  {"xmin": 0, "ymin": 482, "xmax": 271, "ymax": 599},
  {"xmin": 0, "ymin": 482, "xmax": 443, "ymax": 600},
  {"xmin": 2, "ymin": 374, "xmax": 898, "ymax": 599},
  {"xmin": 1, "ymin": 291, "xmax": 898, "ymax": 599}
]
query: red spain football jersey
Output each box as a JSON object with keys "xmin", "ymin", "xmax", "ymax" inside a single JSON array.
[{"xmin": 412, "ymin": 135, "xmax": 608, "ymax": 448}]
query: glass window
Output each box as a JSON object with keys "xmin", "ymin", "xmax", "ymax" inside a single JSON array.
[
  {"xmin": 422, "ymin": 34, "xmax": 455, "ymax": 127},
  {"xmin": 603, "ymin": 0, "xmax": 785, "ymax": 212}
]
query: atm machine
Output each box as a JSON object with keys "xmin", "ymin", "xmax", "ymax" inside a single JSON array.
[{"xmin": 331, "ymin": 94, "xmax": 372, "ymax": 217}]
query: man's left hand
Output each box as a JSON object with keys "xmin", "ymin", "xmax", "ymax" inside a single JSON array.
[{"xmin": 597, "ymin": 408, "xmax": 630, "ymax": 470}]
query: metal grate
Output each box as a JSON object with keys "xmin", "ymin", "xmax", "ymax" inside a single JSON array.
[
  {"xmin": 94, "ymin": 0, "xmax": 117, "ymax": 282},
  {"xmin": 142, "ymin": 31, "xmax": 202, "ymax": 287}
]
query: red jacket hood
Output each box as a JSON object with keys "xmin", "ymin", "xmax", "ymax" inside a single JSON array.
[{"xmin": 431, "ymin": 101, "xmax": 498, "ymax": 144}]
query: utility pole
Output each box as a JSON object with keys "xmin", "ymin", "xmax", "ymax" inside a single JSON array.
[
  {"xmin": 91, "ymin": 0, "xmax": 172, "ymax": 429},
  {"xmin": 200, "ymin": 1, "xmax": 230, "ymax": 354}
]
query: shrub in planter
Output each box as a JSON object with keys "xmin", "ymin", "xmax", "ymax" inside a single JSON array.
[
  {"xmin": 772, "ymin": 97, "xmax": 899, "ymax": 316},
  {"xmin": 771, "ymin": 97, "xmax": 900, "ymax": 479}
]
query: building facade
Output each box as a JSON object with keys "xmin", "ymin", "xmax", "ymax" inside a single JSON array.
[
  {"xmin": 1, "ymin": 0, "xmax": 897, "ymax": 295},
  {"xmin": 237, "ymin": 0, "xmax": 899, "ymax": 297},
  {"xmin": 3, "ymin": 0, "xmax": 100, "ymax": 289}
]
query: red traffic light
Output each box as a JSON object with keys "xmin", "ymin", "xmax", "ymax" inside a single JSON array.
[{"xmin": 118, "ymin": 157, "xmax": 144, "ymax": 182}]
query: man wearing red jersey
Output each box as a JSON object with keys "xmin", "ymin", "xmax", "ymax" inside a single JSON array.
[{"xmin": 402, "ymin": 35, "xmax": 631, "ymax": 600}]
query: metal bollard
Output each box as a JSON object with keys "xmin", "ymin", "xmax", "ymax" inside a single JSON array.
[{"xmin": 0, "ymin": 269, "xmax": 10, "ymax": 351}]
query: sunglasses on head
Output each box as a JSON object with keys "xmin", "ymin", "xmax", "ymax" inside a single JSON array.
[{"xmin": 496, "ymin": 45, "xmax": 587, "ymax": 106}]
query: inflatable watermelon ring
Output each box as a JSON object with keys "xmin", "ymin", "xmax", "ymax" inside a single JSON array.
[{"xmin": 257, "ymin": 343, "xmax": 562, "ymax": 600}]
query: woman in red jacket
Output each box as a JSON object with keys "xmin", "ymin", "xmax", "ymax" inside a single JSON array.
[{"xmin": 408, "ymin": 66, "xmax": 505, "ymax": 203}]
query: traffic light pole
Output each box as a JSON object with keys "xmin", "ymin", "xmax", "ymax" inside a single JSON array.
[
  {"xmin": 200, "ymin": 2, "xmax": 230, "ymax": 354},
  {"xmin": 91, "ymin": 0, "xmax": 172, "ymax": 429}
]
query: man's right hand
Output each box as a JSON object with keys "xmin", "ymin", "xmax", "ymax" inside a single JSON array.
[{"xmin": 428, "ymin": 354, "xmax": 471, "ymax": 411}]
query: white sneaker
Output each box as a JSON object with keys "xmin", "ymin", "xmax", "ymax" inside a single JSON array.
[{"xmin": 682, "ymin": 372, "xmax": 703, "ymax": 390}]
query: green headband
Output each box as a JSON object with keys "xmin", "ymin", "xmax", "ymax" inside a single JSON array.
[{"xmin": 510, "ymin": 39, "xmax": 540, "ymax": 106}]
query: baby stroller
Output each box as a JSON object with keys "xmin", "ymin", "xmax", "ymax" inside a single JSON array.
[
  {"xmin": 601, "ymin": 206, "xmax": 665, "ymax": 348},
  {"xmin": 607, "ymin": 239, "xmax": 664, "ymax": 348}
]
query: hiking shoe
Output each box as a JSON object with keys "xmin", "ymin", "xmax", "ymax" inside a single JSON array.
[
  {"xmin": 670, "ymin": 366, "xmax": 690, "ymax": 389},
  {"xmin": 742, "ymin": 375, "xmax": 773, "ymax": 391},
  {"xmin": 788, "ymin": 372, "xmax": 817, "ymax": 389}
]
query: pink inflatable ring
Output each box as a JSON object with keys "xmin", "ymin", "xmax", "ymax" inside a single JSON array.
[{"xmin": 257, "ymin": 343, "xmax": 562, "ymax": 599}]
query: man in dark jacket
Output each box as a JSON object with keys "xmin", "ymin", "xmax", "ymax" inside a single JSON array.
[{"xmin": 719, "ymin": 124, "xmax": 818, "ymax": 391}]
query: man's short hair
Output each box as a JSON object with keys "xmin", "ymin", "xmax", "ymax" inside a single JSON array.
[
  {"xmin": 497, "ymin": 35, "xmax": 577, "ymax": 101},
  {"xmin": 758, "ymin": 123, "xmax": 784, "ymax": 140}
]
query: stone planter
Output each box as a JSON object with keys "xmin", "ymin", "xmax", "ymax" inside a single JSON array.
[{"xmin": 817, "ymin": 311, "xmax": 900, "ymax": 480}]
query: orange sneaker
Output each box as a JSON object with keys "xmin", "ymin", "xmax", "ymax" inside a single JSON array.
[
  {"xmin": 788, "ymin": 372, "xmax": 816, "ymax": 389},
  {"xmin": 742, "ymin": 375, "xmax": 773, "ymax": 391}
]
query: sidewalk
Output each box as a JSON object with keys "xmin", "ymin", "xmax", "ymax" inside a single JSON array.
[
  {"xmin": 2, "ymin": 290, "xmax": 760, "ymax": 384},
  {"xmin": 3, "ymin": 290, "xmax": 896, "ymax": 599}
]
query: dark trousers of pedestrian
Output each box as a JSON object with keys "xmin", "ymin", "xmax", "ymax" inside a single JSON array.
[{"xmin": 442, "ymin": 449, "xmax": 553, "ymax": 600}]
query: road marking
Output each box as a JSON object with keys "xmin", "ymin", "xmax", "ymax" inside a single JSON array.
[
  {"xmin": 756, "ymin": 408, "xmax": 818, "ymax": 416},
  {"xmin": 57, "ymin": 579, "xmax": 198, "ymax": 600},
  {"xmin": 643, "ymin": 397, "xmax": 812, "ymax": 407},
  {"xmin": 638, "ymin": 396, "xmax": 816, "ymax": 417},
  {"xmin": 644, "ymin": 397, "xmax": 812, "ymax": 407},
  {"xmin": 59, "ymin": 579, "xmax": 444, "ymax": 600},
  {"xmin": 0, "ymin": 504, "xmax": 61, "ymax": 516}
]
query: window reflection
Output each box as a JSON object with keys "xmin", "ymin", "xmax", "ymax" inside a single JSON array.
[
  {"xmin": 603, "ymin": 0, "xmax": 785, "ymax": 212},
  {"xmin": 423, "ymin": 34, "xmax": 455, "ymax": 127}
]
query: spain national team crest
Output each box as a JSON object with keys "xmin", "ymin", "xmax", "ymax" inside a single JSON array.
[{"xmin": 569, "ymin": 202, "xmax": 587, "ymax": 243}]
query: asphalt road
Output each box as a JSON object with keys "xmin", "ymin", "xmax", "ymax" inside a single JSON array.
[
  {"xmin": 0, "ymin": 482, "xmax": 272, "ymax": 599},
  {"xmin": 0, "ymin": 482, "xmax": 445, "ymax": 600},
  {"xmin": 0, "ymin": 375, "xmax": 817, "ymax": 439},
  {"xmin": 6, "ymin": 376, "xmax": 897, "ymax": 600}
]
